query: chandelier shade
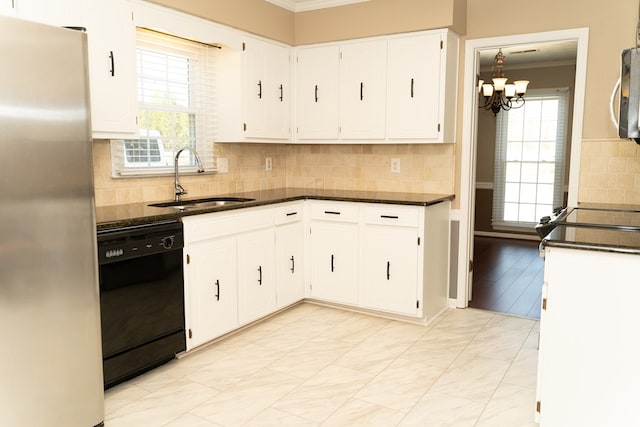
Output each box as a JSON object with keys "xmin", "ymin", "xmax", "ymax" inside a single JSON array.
[{"xmin": 479, "ymin": 49, "xmax": 529, "ymax": 115}]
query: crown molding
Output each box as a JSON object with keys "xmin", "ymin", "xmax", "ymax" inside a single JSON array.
[{"xmin": 265, "ymin": 0, "xmax": 371, "ymax": 12}]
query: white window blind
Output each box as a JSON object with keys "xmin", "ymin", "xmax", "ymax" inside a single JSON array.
[
  {"xmin": 111, "ymin": 28, "xmax": 217, "ymax": 177},
  {"xmin": 492, "ymin": 88, "xmax": 569, "ymax": 229}
]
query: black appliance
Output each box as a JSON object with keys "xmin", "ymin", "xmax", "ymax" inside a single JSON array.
[
  {"xmin": 535, "ymin": 206, "xmax": 640, "ymax": 239},
  {"xmin": 97, "ymin": 221, "xmax": 186, "ymax": 389}
]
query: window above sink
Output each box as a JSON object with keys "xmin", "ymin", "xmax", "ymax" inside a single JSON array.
[{"xmin": 110, "ymin": 28, "xmax": 218, "ymax": 178}]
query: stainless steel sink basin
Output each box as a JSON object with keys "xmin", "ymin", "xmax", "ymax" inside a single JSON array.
[{"xmin": 148, "ymin": 197, "xmax": 256, "ymax": 210}]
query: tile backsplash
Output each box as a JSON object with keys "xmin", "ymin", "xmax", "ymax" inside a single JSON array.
[
  {"xmin": 578, "ymin": 138, "xmax": 640, "ymax": 204},
  {"xmin": 92, "ymin": 139, "xmax": 455, "ymax": 207}
]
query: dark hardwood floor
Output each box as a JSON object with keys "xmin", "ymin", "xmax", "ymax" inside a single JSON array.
[{"xmin": 469, "ymin": 236, "xmax": 543, "ymax": 319}]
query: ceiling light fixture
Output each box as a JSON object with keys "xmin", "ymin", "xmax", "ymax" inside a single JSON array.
[{"xmin": 478, "ymin": 49, "xmax": 529, "ymax": 115}]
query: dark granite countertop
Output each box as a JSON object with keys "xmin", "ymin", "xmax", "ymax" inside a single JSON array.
[
  {"xmin": 96, "ymin": 188, "xmax": 454, "ymax": 231},
  {"xmin": 541, "ymin": 225, "xmax": 640, "ymax": 255}
]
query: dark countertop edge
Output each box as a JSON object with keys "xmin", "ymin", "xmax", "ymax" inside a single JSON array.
[
  {"xmin": 96, "ymin": 189, "xmax": 455, "ymax": 231},
  {"xmin": 541, "ymin": 238, "xmax": 640, "ymax": 255}
]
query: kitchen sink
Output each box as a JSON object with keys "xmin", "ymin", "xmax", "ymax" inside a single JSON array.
[{"xmin": 148, "ymin": 197, "xmax": 256, "ymax": 210}]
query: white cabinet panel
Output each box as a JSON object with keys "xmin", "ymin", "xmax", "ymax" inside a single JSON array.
[
  {"xmin": 185, "ymin": 237, "xmax": 238, "ymax": 350},
  {"xmin": 294, "ymin": 29, "xmax": 458, "ymax": 144},
  {"xmin": 0, "ymin": 1, "xmax": 15, "ymax": 16},
  {"xmin": 387, "ymin": 33, "xmax": 442, "ymax": 140},
  {"xmin": 360, "ymin": 221, "xmax": 419, "ymax": 316},
  {"xmin": 536, "ymin": 247, "xmax": 640, "ymax": 426},
  {"xmin": 238, "ymin": 228, "xmax": 276, "ymax": 325},
  {"xmin": 243, "ymin": 36, "xmax": 291, "ymax": 140},
  {"xmin": 85, "ymin": 0, "xmax": 138, "ymax": 138},
  {"xmin": 309, "ymin": 219, "xmax": 358, "ymax": 305},
  {"xmin": 339, "ymin": 39, "xmax": 387, "ymax": 139},
  {"xmin": 296, "ymin": 45, "xmax": 340, "ymax": 140},
  {"xmin": 275, "ymin": 203, "xmax": 305, "ymax": 308}
]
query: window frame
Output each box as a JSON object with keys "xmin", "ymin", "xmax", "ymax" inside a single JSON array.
[{"xmin": 110, "ymin": 28, "xmax": 217, "ymax": 178}]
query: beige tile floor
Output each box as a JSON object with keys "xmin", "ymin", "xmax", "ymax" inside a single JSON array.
[{"xmin": 105, "ymin": 303, "xmax": 540, "ymax": 427}]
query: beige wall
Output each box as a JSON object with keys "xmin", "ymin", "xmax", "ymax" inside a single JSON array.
[
  {"xmin": 462, "ymin": 0, "xmax": 640, "ymax": 207},
  {"xmin": 93, "ymin": 0, "xmax": 640, "ymax": 208},
  {"xmin": 294, "ymin": 0, "xmax": 466, "ymax": 45},
  {"xmin": 145, "ymin": 0, "xmax": 295, "ymax": 44}
]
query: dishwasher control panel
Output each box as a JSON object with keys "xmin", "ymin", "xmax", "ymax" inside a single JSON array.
[{"xmin": 97, "ymin": 221, "xmax": 184, "ymax": 265}]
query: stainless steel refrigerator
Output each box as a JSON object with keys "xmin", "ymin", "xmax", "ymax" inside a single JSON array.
[{"xmin": 0, "ymin": 15, "xmax": 104, "ymax": 427}]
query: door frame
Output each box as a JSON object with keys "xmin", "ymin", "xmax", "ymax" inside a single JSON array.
[{"xmin": 456, "ymin": 28, "xmax": 590, "ymax": 307}]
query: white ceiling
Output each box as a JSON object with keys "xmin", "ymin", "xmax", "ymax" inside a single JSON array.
[
  {"xmin": 479, "ymin": 40, "xmax": 578, "ymax": 71},
  {"xmin": 264, "ymin": 0, "xmax": 371, "ymax": 12}
]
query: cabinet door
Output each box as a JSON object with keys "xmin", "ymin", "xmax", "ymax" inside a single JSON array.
[
  {"xmin": 0, "ymin": 1, "xmax": 16, "ymax": 16},
  {"xmin": 85, "ymin": 0, "xmax": 138, "ymax": 138},
  {"xmin": 275, "ymin": 220, "xmax": 305, "ymax": 308},
  {"xmin": 296, "ymin": 45, "xmax": 340, "ymax": 139},
  {"xmin": 309, "ymin": 221, "xmax": 358, "ymax": 304},
  {"xmin": 243, "ymin": 37, "xmax": 290, "ymax": 139},
  {"xmin": 360, "ymin": 225, "xmax": 419, "ymax": 315},
  {"xmin": 268, "ymin": 42, "xmax": 291, "ymax": 139},
  {"xmin": 237, "ymin": 228, "xmax": 276, "ymax": 325},
  {"xmin": 185, "ymin": 237, "xmax": 238, "ymax": 350},
  {"xmin": 339, "ymin": 39, "xmax": 387, "ymax": 139},
  {"xmin": 387, "ymin": 33, "xmax": 442, "ymax": 140}
]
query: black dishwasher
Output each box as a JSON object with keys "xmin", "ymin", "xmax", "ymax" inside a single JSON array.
[{"xmin": 97, "ymin": 221, "xmax": 186, "ymax": 389}]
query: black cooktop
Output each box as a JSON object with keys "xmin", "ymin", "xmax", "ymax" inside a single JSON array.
[{"xmin": 559, "ymin": 207, "xmax": 640, "ymax": 231}]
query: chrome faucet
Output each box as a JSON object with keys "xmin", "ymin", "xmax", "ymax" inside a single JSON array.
[{"xmin": 174, "ymin": 146, "xmax": 205, "ymax": 201}]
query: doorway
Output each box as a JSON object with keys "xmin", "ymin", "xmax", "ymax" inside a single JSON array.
[{"xmin": 457, "ymin": 28, "xmax": 590, "ymax": 309}]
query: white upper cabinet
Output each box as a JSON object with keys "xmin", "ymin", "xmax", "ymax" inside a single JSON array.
[
  {"xmin": 294, "ymin": 29, "xmax": 459, "ymax": 144},
  {"xmin": 0, "ymin": 1, "xmax": 15, "ymax": 16},
  {"xmin": 387, "ymin": 33, "xmax": 442, "ymax": 140},
  {"xmin": 85, "ymin": 0, "xmax": 138, "ymax": 139},
  {"xmin": 243, "ymin": 36, "xmax": 291, "ymax": 140},
  {"xmin": 295, "ymin": 45, "xmax": 340, "ymax": 140},
  {"xmin": 2, "ymin": 0, "xmax": 138, "ymax": 138},
  {"xmin": 339, "ymin": 39, "xmax": 387, "ymax": 140}
]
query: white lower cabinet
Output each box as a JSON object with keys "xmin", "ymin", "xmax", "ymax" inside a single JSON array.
[
  {"xmin": 536, "ymin": 246, "xmax": 640, "ymax": 426},
  {"xmin": 274, "ymin": 202, "xmax": 305, "ymax": 308},
  {"xmin": 183, "ymin": 198, "xmax": 450, "ymax": 351},
  {"xmin": 237, "ymin": 227, "xmax": 276, "ymax": 325},
  {"xmin": 308, "ymin": 202, "xmax": 359, "ymax": 305},
  {"xmin": 360, "ymin": 205, "xmax": 420, "ymax": 316},
  {"xmin": 184, "ymin": 236, "xmax": 238, "ymax": 350}
]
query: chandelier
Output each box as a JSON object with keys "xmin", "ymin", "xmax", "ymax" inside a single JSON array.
[{"xmin": 479, "ymin": 49, "xmax": 529, "ymax": 115}]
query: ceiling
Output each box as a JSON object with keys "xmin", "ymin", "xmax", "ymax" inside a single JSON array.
[
  {"xmin": 264, "ymin": 0, "xmax": 371, "ymax": 12},
  {"xmin": 479, "ymin": 40, "xmax": 578, "ymax": 71}
]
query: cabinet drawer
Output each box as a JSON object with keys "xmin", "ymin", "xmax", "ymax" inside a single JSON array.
[
  {"xmin": 362, "ymin": 204, "xmax": 421, "ymax": 227},
  {"xmin": 309, "ymin": 201, "xmax": 359, "ymax": 222},
  {"xmin": 274, "ymin": 202, "xmax": 304, "ymax": 225},
  {"xmin": 183, "ymin": 207, "xmax": 274, "ymax": 242}
]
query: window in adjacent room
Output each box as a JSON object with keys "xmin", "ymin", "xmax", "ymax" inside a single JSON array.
[
  {"xmin": 492, "ymin": 88, "xmax": 569, "ymax": 229},
  {"xmin": 111, "ymin": 28, "xmax": 217, "ymax": 176}
]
